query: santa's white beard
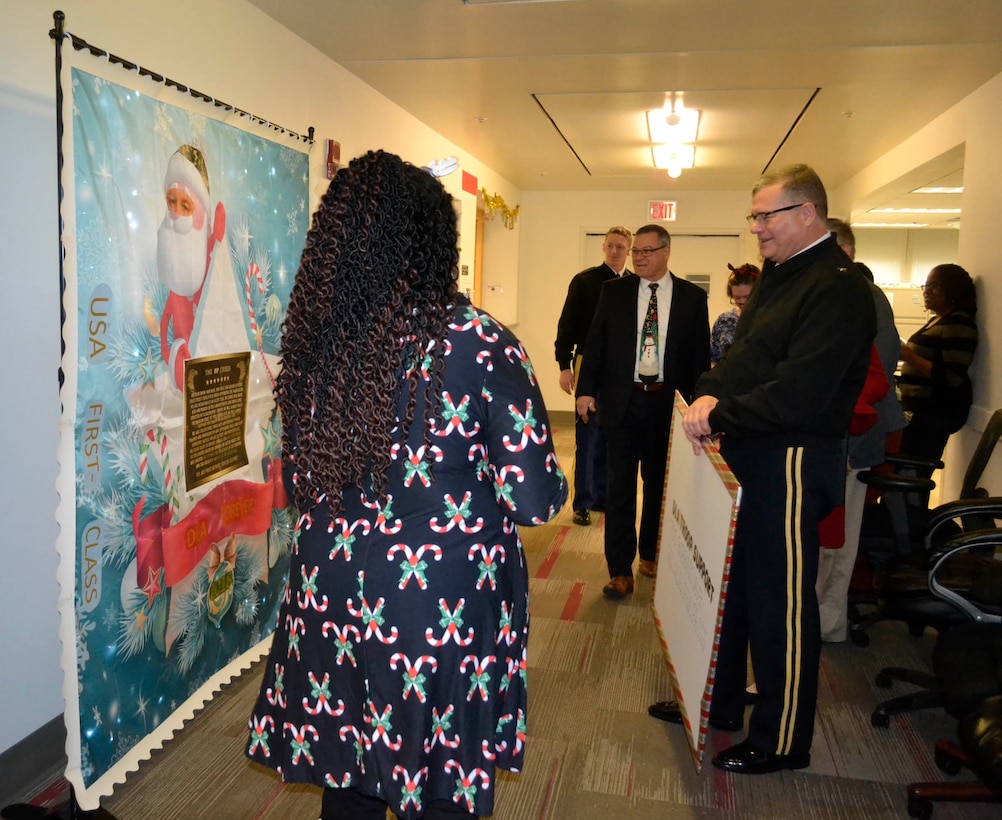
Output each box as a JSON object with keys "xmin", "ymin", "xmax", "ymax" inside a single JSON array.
[{"xmin": 157, "ymin": 213, "xmax": 209, "ymax": 297}]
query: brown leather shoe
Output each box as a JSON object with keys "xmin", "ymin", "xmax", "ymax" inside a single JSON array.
[
  {"xmin": 602, "ymin": 576, "xmax": 634, "ymax": 599},
  {"xmin": 638, "ymin": 559, "xmax": 657, "ymax": 578}
]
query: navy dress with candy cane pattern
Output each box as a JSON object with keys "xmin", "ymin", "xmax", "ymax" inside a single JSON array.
[{"xmin": 246, "ymin": 296, "xmax": 568, "ymax": 819}]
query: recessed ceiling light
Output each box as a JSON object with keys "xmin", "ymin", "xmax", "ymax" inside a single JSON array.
[
  {"xmin": 647, "ymin": 106, "xmax": 699, "ymax": 144},
  {"xmin": 911, "ymin": 186, "xmax": 964, "ymax": 194},
  {"xmin": 651, "ymin": 144, "xmax": 695, "ymax": 170}
]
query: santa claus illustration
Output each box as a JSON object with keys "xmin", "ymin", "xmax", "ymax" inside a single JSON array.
[{"xmin": 156, "ymin": 144, "xmax": 226, "ymax": 390}]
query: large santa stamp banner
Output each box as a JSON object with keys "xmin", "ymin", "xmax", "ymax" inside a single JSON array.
[
  {"xmin": 56, "ymin": 48, "xmax": 309, "ymax": 808},
  {"xmin": 651, "ymin": 394, "xmax": 741, "ymax": 771}
]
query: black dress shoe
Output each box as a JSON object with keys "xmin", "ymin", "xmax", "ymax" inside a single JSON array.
[
  {"xmin": 572, "ymin": 509, "xmax": 591, "ymax": 526},
  {"xmin": 647, "ymin": 700, "xmax": 742, "ymax": 732},
  {"xmin": 711, "ymin": 739, "xmax": 810, "ymax": 774}
]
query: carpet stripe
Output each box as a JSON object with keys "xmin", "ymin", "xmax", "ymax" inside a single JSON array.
[
  {"xmin": 534, "ymin": 527, "xmax": 569, "ymax": 579},
  {"xmin": 536, "ymin": 757, "xmax": 561, "ymax": 820},
  {"xmin": 559, "ymin": 581, "xmax": 585, "ymax": 621},
  {"xmin": 249, "ymin": 782, "xmax": 288, "ymax": 819}
]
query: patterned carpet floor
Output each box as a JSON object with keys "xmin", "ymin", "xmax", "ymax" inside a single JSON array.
[{"xmin": 9, "ymin": 416, "xmax": 998, "ymax": 819}]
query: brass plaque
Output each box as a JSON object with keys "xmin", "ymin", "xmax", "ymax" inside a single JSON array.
[{"xmin": 183, "ymin": 352, "xmax": 251, "ymax": 490}]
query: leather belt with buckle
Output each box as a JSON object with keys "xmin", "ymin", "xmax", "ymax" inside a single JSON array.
[{"xmin": 633, "ymin": 381, "xmax": 665, "ymax": 392}]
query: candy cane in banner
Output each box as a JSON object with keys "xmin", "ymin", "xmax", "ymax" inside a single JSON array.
[
  {"xmin": 246, "ymin": 261, "xmax": 278, "ymax": 389},
  {"xmin": 140, "ymin": 427, "xmax": 181, "ymax": 520}
]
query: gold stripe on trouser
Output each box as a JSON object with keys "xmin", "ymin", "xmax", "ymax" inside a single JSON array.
[{"xmin": 779, "ymin": 447, "xmax": 804, "ymax": 755}]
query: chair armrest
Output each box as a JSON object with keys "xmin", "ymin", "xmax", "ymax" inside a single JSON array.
[
  {"xmin": 884, "ymin": 453, "xmax": 945, "ymax": 472},
  {"xmin": 858, "ymin": 470, "xmax": 936, "ymax": 494},
  {"xmin": 925, "ymin": 498, "xmax": 1002, "ymax": 546},
  {"xmin": 929, "ymin": 529, "xmax": 1002, "ymax": 623}
]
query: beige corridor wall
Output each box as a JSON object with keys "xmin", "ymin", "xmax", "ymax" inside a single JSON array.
[
  {"xmin": 517, "ymin": 189, "xmax": 751, "ymax": 416},
  {"xmin": 834, "ymin": 71, "xmax": 1002, "ymax": 500}
]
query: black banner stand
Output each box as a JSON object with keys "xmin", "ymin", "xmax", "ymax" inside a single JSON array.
[{"xmin": 1, "ymin": 785, "xmax": 117, "ymax": 820}]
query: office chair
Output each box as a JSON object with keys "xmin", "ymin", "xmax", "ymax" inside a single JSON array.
[
  {"xmin": 904, "ymin": 623, "xmax": 1002, "ymax": 818},
  {"xmin": 847, "ymin": 409, "xmax": 1002, "ymax": 648},
  {"xmin": 870, "ymin": 524, "xmax": 1002, "ymax": 728}
]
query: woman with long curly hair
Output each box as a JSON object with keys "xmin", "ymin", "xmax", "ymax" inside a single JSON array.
[{"xmin": 246, "ymin": 151, "xmax": 567, "ymax": 820}]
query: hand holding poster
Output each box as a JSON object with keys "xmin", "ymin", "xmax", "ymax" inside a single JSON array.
[{"xmin": 651, "ymin": 393, "xmax": 741, "ymax": 771}]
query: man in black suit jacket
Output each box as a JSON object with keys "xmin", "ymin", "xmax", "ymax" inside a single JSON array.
[
  {"xmin": 675, "ymin": 165, "xmax": 875, "ymax": 775},
  {"xmin": 576, "ymin": 224, "xmax": 710, "ymax": 599},
  {"xmin": 554, "ymin": 226, "xmax": 633, "ymax": 526}
]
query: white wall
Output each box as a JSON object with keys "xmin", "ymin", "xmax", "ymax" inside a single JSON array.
[
  {"xmin": 0, "ymin": 0, "xmax": 522, "ymax": 756},
  {"xmin": 0, "ymin": 78, "xmax": 63, "ymax": 758},
  {"xmin": 834, "ymin": 72, "xmax": 1002, "ymax": 499},
  {"xmin": 854, "ymin": 228, "xmax": 959, "ymax": 284},
  {"xmin": 516, "ymin": 189, "xmax": 751, "ymax": 414}
]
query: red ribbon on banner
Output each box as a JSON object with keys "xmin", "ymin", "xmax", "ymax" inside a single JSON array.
[{"xmin": 133, "ymin": 457, "xmax": 288, "ymax": 588}]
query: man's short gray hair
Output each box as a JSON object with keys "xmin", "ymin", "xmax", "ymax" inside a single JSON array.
[
  {"xmin": 826, "ymin": 218, "xmax": 855, "ymax": 256},
  {"xmin": 753, "ymin": 163, "xmax": 828, "ymax": 222},
  {"xmin": 633, "ymin": 224, "xmax": 671, "ymax": 247}
]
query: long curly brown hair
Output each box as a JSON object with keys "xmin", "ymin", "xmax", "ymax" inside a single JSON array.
[{"xmin": 276, "ymin": 150, "xmax": 459, "ymax": 514}]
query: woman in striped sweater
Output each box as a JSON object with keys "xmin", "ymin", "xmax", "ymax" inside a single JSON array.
[{"xmin": 898, "ymin": 263, "xmax": 978, "ymax": 461}]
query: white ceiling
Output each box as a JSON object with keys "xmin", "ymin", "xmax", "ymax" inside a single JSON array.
[{"xmin": 246, "ymin": 0, "xmax": 1002, "ymax": 228}]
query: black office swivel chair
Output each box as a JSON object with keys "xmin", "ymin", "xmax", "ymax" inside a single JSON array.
[
  {"xmin": 905, "ymin": 623, "xmax": 1002, "ymax": 818},
  {"xmin": 870, "ymin": 523, "xmax": 1002, "ymax": 728},
  {"xmin": 847, "ymin": 409, "xmax": 1002, "ymax": 648}
]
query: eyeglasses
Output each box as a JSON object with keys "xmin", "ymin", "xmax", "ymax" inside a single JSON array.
[
  {"xmin": 921, "ymin": 282, "xmax": 941, "ymax": 291},
  {"xmin": 630, "ymin": 245, "xmax": 668, "ymax": 258},
  {"xmin": 745, "ymin": 202, "xmax": 805, "ymax": 226},
  {"xmin": 730, "ymin": 295, "xmax": 750, "ymax": 306}
]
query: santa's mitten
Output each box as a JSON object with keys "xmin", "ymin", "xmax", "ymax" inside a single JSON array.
[
  {"xmin": 207, "ymin": 201, "xmax": 227, "ymax": 268},
  {"xmin": 169, "ymin": 337, "xmax": 191, "ymax": 392}
]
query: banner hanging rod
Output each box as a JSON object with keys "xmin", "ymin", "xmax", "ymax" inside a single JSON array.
[{"xmin": 50, "ymin": 10, "xmax": 315, "ymax": 145}]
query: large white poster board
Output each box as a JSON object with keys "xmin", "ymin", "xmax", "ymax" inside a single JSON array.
[{"xmin": 651, "ymin": 394, "xmax": 741, "ymax": 771}]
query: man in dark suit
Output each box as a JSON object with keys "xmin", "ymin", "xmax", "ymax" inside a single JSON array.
[
  {"xmin": 576, "ymin": 224, "xmax": 710, "ymax": 599},
  {"xmin": 554, "ymin": 226, "xmax": 633, "ymax": 526}
]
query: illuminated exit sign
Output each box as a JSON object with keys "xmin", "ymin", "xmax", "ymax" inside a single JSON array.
[{"xmin": 648, "ymin": 200, "xmax": 677, "ymax": 221}]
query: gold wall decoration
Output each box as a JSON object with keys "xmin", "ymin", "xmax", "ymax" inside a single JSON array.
[{"xmin": 481, "ymin": 187, "xmax": 519, "ymax": 230}]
